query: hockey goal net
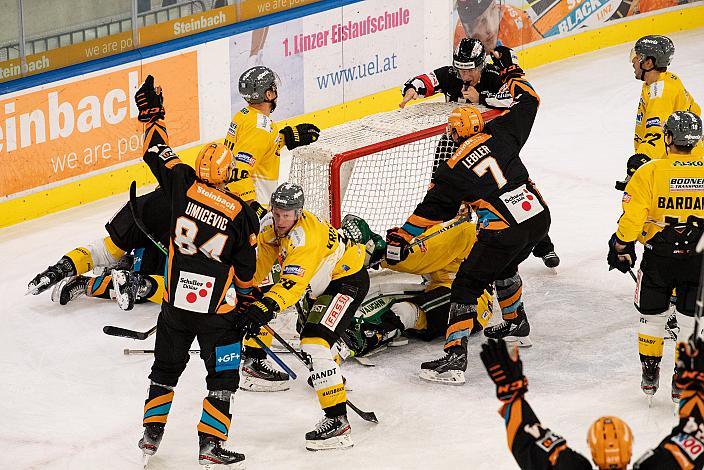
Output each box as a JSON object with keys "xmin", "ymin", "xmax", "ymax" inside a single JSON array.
[{"xmin": 289, "ymin": 102, "xmax": 501, "ymax": 235}]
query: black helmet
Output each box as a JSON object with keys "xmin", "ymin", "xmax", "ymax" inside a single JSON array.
[
  {"xmin": 271, "ymin": 182, "xmax": 305, "ymax": 211},
  {"xmin": 453, "ymin": 37, "xmax": 486, "ymax": 70},
  {"xmin": 663, "ymin": 111, "xmax": 703, "ymax": 148},
  {"xmin": 239, "ymin": 66, "xmax": 277, "ymax": 104},
  {"xmin": 633, "ymin": 35, "xmax": 674, "ymax": 69}
]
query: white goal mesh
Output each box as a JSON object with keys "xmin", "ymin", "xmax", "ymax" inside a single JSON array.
[{"xmin": 289, "ymin": 102, "xmax": 497, "ymax": 235}]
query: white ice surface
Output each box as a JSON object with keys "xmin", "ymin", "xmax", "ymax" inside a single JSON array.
[{"xmin": 2, "ymin": 28, "xmax": 704, "ymax": 470}]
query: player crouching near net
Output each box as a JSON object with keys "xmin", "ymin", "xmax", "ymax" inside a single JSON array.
[
  {"xmin": 235, "ymin": 182, "xmax": 369, "ymax": 450},
  {"xmin": 481, "ymin": 333, "xmax": 704, "ymax": 469},
  {"xmin": 340, "ymin": 213, "xmax": 494, "ymax": 364}
]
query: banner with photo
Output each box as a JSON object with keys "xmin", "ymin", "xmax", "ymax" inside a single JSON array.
[
  {"xmin": 228, "ymin": 0, "xmax": 427, "ymax": 120},
  {"xmin": 452, "ymin": 0, "xmax": 700, "ymax": 50}
]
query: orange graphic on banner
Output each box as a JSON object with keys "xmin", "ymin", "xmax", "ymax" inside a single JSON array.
[
  {"xmin": 140, "ymin": 6, "xmax": 236, "ymax": 47},
  {"xmin": 533, "ymin": 0, "xmax": 587, "ymax": 35},
  {"xmin": 238, "ymin": 0, "xmax": 321, "ymax": 21},
  {"xmin": 0, "ymin": 52, "xmax": 199, "ymax": 198}
]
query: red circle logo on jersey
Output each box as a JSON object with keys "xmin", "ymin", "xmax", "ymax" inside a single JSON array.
[
  {"xmin": 206, "ymin": 282, "xmax": 213, "ymax": 288},
  {"xmin": 199, "ymin": 289, "xmax": 208, "ymax": 297},
  {"xmin": 186, "ymin": 292, "xmax": 197, "ymax": 303},
  {"xmin": 522, "ymin": 201, "xmax": 532, "ymax": 211}
]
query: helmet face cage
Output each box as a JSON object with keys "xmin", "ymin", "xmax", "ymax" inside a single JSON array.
[
  {"xmin": 453, "ymin": 38, "xmax": 486, "ymax": 70},
  {"xmin": 239, "ymin": 66, "xmax": 281, "ymax": 104},
  {"xmin": 664, "ymin": 111, "xmax": 703, "ymax": 147}
]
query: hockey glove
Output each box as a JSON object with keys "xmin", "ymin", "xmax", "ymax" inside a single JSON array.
[
  {"xmin": 234, "ymin": 286, "xmax": 262, "ymax": 315},
  {"xmin": 480, "ymin": 338, "xmax": 528, "ymax": 402},
  {"xmin": 492, "ymin": 46, "xmax": 524, "ymax": 80},
  {"xmin": 280, "ymin": 123, "xmax": 320, "ymax": 150},
  {"xmin": 675, "ymin": 336, "xmax": 704, "ymax": 392},
  {"xmin": 385, "ymin": 227, "xmax": 413, "ymax": 265},
  {"xmin": 249, "ymin": 200, "xmax": 268, "ymax": 220},
  {"xmin": 134, "ymin": 75, "xmax": 165, "ymax": 123},
  {"xmin": 236, "ymin": 296, "xmax": 279, "ymax": 338},
  {"xmin": 626, "ymin": 153, "xmax": 651, "ymax": 177},
  {"xmin": 607, "ymin": 233, "xmax": 636, "ymax": 274}
]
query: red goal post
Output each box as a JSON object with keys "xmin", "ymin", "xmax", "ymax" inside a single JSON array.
[{"xmin": 289, "ymin": 102, "xmax": 501, "ymax": 235}]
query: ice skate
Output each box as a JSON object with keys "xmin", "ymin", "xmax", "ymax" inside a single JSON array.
[
  {"xmin": 27, "ymin": 257, "xmax": 76, "ymax": 295},
  {"xmin": 541, "ymin": 251, "xmax": 560, "ymax": 272},
  {"xmin": 199, "ymin": 435, "xmax": 245, "ymax": 469},
  {"xmin": 240, "ymin": 353, "xmax": 290, "ymax": 392},
  {"xmin": 112, "ymin": 269, "xmax": 149, "ymax": 311},
  {"xmin": 641, "ymin": 359, "xmax": 660, "ymax": 404},
  {"xmin": 138, "ymin": 423, "xmax": 164, "ymax": 467},
  {"xmin": 305, "ymin": 415, "xmax": 353, "ymax": 451},
  {"xmin": 51, "ymin": 275, "xmax": 89, "ymax": 305},
  {"xmin": 419, "ymin": 340, "xmax": 467, "ymax": 385},
  {"xmin": 484, "ymin": 311, "xmax": 532, "ymax": 347}
]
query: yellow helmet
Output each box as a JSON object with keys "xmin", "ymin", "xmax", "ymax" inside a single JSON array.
[
  {"xmin": 587, "ymin": 416, "xmax": 633, "ymax": 470},
  {"xmin": 195, "ymin": 143, "xmax": 234, "ymax": 185},
  {"xmin": 447, "ymin": 106, "xmax": 484, "ymax": 139}
]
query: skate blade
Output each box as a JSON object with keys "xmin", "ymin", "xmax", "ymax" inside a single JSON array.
[
  {"xmin": 389, "ymin": 336, "xmax": 409, "ymax": 346},
  {"xmin": 647, "ymin": 395, "xmax": 654, "ymax": 408},
  {"xmin": 549, "ymin": 267, "xmax": 558, "ymax": 275},
  {"xmin": 239, "ymin": 376, "xmax": 290, "ymax": 392},
  {"xmin": 141, "ymin": 452, "xmax": 151, "ymax": 468},
  {"xmin": 201, "ymin": 462, "xmax": 246, "ymax": 470},
  {"xmin": 353, "ymin": 356, "xmax": 375, "ymax": 367},
  {"xmin": 418, "ymin": 369, "xmax": 465, "ymax": 385},
  {"xmin": 305, "ymin": 433, "xmax": 354, "ymax": 451},
  {"xmin": 505, "ymin": 336, "xmax": 532, "ymax": 348}
]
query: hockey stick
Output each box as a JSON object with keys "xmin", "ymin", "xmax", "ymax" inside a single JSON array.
[
  {"xmin": 265, "ymin": 318, "xmax": 379, "ymax": 424},
  {"xmin": 103, "ymin": 325, "xmax": 157, "ymax": 340},
  {"xmin": 250, "ymin": 334, "xmax": 297, "ymax": 379},
  {"xmin": 125, "ymin": 348, "xmax": 200, "ymax": 355},
  {"xmin": 407, "ymin": 215, "xmax": 470, "ymax": 251}
]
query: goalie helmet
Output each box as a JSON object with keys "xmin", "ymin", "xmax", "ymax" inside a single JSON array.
[
  {"xmin": 587, "ymin": 416, "xmax": 633, "ymax": 470},
  {"xmin": 453, "ymin": 37, "xmax": 486, "ymax": 70},
  {"xmin": 632, "ymin": 35, "xmax": 674, "ymax": 69},
  {"xmin": 195, "ymin": 143, "xmax": 234, "ymax": 185},
  {"xmin": 664, "ymin": 111, "xmax": 703, "ymax": 148},
  {"xmin": 239, "ymin": 66, "xmax": 278, "ymax": 104},
  {"xmin": 271, "ymin": 182, "xmax": 305, "ymax": 211},
  {"xmin": 448, "ymin": 106, "xmax": 484, "ymax": 139}
]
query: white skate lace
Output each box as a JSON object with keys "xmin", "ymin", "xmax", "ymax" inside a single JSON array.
[{"xmin": 313, "ymin": 417, "xmax": 336, "ymax": 434}]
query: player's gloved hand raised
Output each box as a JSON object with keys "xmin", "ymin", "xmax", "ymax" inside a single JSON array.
[
  {"xmin": 280, "ymin": 123, "xmax": 320, "ymax": 150},
  {"xmin": 675, "ymin": 335, "xmax": 704, "ymax": 392},
  {"xmin": 607, "ymin": 233, "xmax": 636, "ymax": 273},
  {"xmin": 134, "ymin": 75, "xmax": 165, "ymax": 123},
  {"xmin": 234, "ymin": 296, "xmax": 279, "ymax": 337},
  {"xmin": 480, "ymin": 338, "xmax": 528, "ymax": 402},
  {"xmin": 492, "ymin": 46, "xmax": 524, "ymax": 80},
  {"xmin": 626, "ymin": 153, "xmax": 651, "ymax": 177},
  {"xmin": 385, "ymin": 227, "xmax": 413, "ymax": 265}
]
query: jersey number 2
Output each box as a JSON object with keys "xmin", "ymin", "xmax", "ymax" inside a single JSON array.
[
  {"xmin": 174, "ymin": 216, "xmax": 228, "ymax": 261},
  {"xmin": 473, "ymin": 157, "xmax": 507, "ymax": 189}
]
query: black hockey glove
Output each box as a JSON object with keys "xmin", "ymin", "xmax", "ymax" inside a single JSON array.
[
  {"xmin": 607, "ymin": 233, "xmax": 636, "ymax": 274},
  {"xmin": 134, "ymin": 75, "xmax": 165, "ymax": 123},
  {"xmin": 235, "ymin": 296, "xmax": 279, "ymax": 337},
  {"xmin": 385, "ymin": 227, "xmax": 412, "ymax": 265},
  {"xmin": 234, "ymin": 286, "xmax": 262, "ymax": 315},
  {"xmin": 626, "ymin": 153, "xmax": 651, "ymax": 177},
  {"xmin": 480, "ymin": 338, "xmax": 528, "ymax": 402},
  {"xmin": 249, "ymin": 200, "xmax": 268, "ymax": 220},
  {"xmin": 280, "ymin": 123, "xmax": 320, "ymax": 150},
  {"xmin": 492, "ymin": 46, "xmax": 524, "ymax": 80},
  {"xmin": 675, "ymin": 335, "xmax": 704, "ymax": 392}
]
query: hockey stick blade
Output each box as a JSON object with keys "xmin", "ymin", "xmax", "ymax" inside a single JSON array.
[
  {"xmin": 346, "ymin": 400, "xmax": 378, "ymax": 424},
  {"xmin": 125, "ymin": 348, "xmax": 199, "ymax": 355},
  {"xmin": 103, "ymin": 325, "xmax": 157, "ymax": 340}
]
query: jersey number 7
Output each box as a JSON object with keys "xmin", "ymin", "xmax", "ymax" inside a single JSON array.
[{"xmin": 473, "ymin": 157, "xmax": 507, "ymax": 189}]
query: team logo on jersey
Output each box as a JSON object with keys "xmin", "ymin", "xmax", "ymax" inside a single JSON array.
[
  {"xmin": 670, "ymin": 178, "xmax": 704, "ymax": 192},
  {"xmin": 636, "ymin": 113, "xmax": 643, "ymax": 125},
  {"xmin": 645, "ymin": 117, "xmax": 661, "ymax": 128},
  {"xmin": 227, "ymin": 122, "xmax": 237, "ymax": 136},
  {"xmin": 224, "ymin": 287, "xmax": 237, "ymax": 306},
  {"xmin": 322, "ymin": 294, "xmax": 352, "ymax": 330},
  {"xmin": 500, "ymin": 184, "xmax": 544, "ymax": 223},
  {"xmin": 256, "ymin": 113, "xmax": 272, "ymax": 132},
  {"xmin": 173, "ymin": 271, "xmax": 215, "ymax": 313},
  {"xmin": 622, "ymin": 193, "xmax": 632, "ymax": 203},
  {"xmin": 235, "ymin": 152, "xmax": 256, "ymax": 166},
  {"xmin": 283, "ymin": 265, "xmax": 306, "ymax": 277},
  {"xmin": 673, "ymin": 161, "xmax": 704, "ymax": 167}
]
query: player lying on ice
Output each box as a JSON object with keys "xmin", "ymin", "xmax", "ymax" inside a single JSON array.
[{"xmin": 481, "ymin": 333, "xmax": 704, "ymax": 469}]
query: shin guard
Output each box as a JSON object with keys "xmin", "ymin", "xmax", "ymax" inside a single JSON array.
[
  {"xmin": 197, "ymin": 396, "xmax": 232, "ymax": 441},
  {"xmin": 496, "ymin": 274, "xmax": 523, "ymax": 321},
  {"xmin": 638, "ymin": 312, "xmax": 667, "ymax": 361},
  {"xmin": 143, "ymin": 384, "xmax": 174, "ymax": 426},
  {"xmin": 301, "ymin": 338, "xmax": 347, "ymax": 417}
]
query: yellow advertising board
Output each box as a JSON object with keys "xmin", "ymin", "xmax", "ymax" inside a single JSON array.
[{"xmin": 0, "ymin": 52, "xmax": 199, "ymax": 198}]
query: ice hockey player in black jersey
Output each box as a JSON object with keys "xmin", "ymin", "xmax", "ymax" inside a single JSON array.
[
  {"xmin": 481, "ymin": 336, "xmax": 704, "ymax": 469},
  {"xmin": 399, "ymin": 38, "xmax": 559, "ymax": 269},
  {"xmin": 133, "ymin": 75, "xmax": 259, "ymax": 469},
  {"xmin": 388, "ymin": 46, "xmax": 551, "ymax": 384}
]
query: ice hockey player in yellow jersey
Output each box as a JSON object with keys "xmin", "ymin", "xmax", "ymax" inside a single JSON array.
[
  {"xmin": 608, "ymin": 111, "xmax": 704, "ymax": 402},
  {"xmin": 234, "ymin": 183, "xmax": 369, "ymax": 451},
  {"xmin": 224, "ymin": 66, "xmax": 320, "ymax": 207},
  {"xmin": 616, "ymin": 35, "xmax": 701, "ymax": 190},
  {"xmin": 224, "ymin": 66, "xmax": 320, "ymax": 391},
  {"xmin": 340, "ymin": 213, "xmax": 493, "ymax": 364}
]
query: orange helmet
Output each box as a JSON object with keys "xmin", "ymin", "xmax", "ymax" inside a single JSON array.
[
  {"xmin": 587, "ymin": 416, "xmax": 633, "ymax": 470},
  {"xmin": 447, "ymin": 106, "xmax": 484, "ymax": 139},
  {"xmin": 195, "ymin": 143, "xmax": 234, "ymax": 185}
]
